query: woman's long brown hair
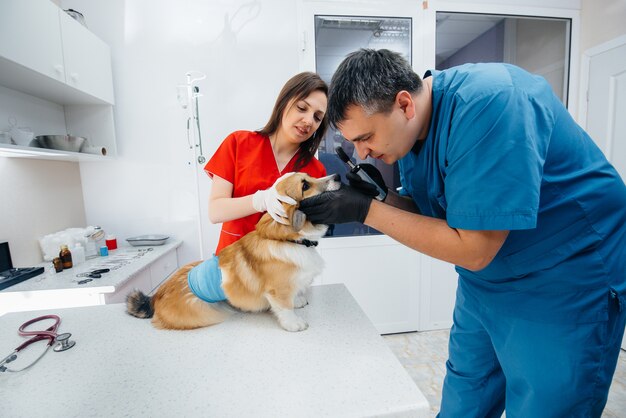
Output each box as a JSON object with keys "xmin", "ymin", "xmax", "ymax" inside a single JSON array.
[{"xmin": 257, "ymin": 72, "xmax": 328, "ymax": 171}]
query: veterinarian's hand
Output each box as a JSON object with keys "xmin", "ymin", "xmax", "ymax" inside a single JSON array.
[
  {"xmin": 252, "ymin": 172, "xmax": 297, "ymax": 224},
  {"xmin": 298, "ymin": 184, "xmax": 372, "ymax": 224},
  {"xmin": 346, "ymin": 163, "xmax": 388, "ymax": 201}
]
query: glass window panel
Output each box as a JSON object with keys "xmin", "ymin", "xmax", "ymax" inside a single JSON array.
[
  {"xmin": 314, "ymin": 15, "xmax": 411, "ymax": 237},
  {"xmin": 436, "ymin": 13, "xmax": 571, "ymax": 104}
]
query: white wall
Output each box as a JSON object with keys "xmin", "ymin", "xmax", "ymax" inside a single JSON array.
[
  {"xmin": 0, "ymin": 157, "xmax": 86, "ymax": 266},
  {"xmin": 580, "ymin": 0, "xmax": 626, "ymax": 53},
  {"xmin": 61, "ymin": 0, "xmax": 302, "ymax": 265}
]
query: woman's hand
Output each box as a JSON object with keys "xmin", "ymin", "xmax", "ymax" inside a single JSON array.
[{"xmin": 252, "ymin": 172, "xmax": 297, "ymax": 224}]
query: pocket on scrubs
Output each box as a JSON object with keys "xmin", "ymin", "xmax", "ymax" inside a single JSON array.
[
  {"xmin": 436, "ymin": 193, "xmax": 447, "ymax": 210},
  {"xmin": 503, "ymin": 219, "xmax": 602, "ymax": 277}
]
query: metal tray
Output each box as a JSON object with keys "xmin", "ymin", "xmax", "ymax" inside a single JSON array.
[{"xmin": 126, "ymin": 234, "xmax": 169, "ymax": 246}]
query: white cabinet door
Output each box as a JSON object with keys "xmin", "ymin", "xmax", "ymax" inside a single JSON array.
[
  {"xmin": 105, "ymin": 268, "xmax": 153, "ymax": 304},
  {"xmin": 149, "ymin": 250, "xmax": 178, "ymax": 292},
  {"xmin": 59, "ymin": 10, "xmax": 114, "ymax": 104},
  {"xmin": 318, "ymin": 235, "xmax": 420, "ymax": 335},
  {"xmin": 419, "ymin": 256, "xmax": 458, "ymax": 331},
  {"xmin": 0, "ymin": 0, "xmax": 64, "ymax": 82}
]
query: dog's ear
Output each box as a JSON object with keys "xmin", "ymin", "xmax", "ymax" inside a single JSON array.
[{"xmin": 290, "ymin": 209, "xmax": 306, "ymax": 231}]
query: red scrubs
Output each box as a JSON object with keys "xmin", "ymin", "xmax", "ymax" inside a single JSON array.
[{"xmin": 204, "ymin": 130, "xmax": 326, "ymax": 255}]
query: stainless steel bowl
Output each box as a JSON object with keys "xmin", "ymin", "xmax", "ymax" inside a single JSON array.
[
  {"xmin": 126, "ymin": 235, "xmax": 170, "ymax": 247},
  {"xmin": 33, "ymin": 135, "xmax": 86, "ymax": 152}
]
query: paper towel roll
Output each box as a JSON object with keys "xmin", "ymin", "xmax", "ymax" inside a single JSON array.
[{"xmin": 81, "ymin": 145, "xmax": 107, "ymax": 156}]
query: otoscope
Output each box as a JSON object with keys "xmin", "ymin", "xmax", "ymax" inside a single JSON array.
[{"xmin": 335, "ymin": 146, "xmax": 387, "ymax": 201}]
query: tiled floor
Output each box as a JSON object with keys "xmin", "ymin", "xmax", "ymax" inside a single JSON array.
[{"xmin": 384, "ymin": 329, "xmax": 626, "ymax": 417}]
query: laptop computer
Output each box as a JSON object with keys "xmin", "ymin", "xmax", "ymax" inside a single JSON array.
[{"xmin": 0, "ymin": 242, "xmax": 44, "ymax": 291}]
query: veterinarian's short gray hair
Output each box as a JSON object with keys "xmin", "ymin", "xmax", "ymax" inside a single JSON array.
[{"xmin": 328, "ymin": 48, "xmax": 423, "ymax": 127}]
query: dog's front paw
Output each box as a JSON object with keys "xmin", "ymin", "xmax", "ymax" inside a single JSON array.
[
  {"xmin": 294, "ymin": 295, "xmax": 308, "ymax": 309},
  {"xmin": 280, "ymin": 314, "xmax": 309, "ymax": 332}
]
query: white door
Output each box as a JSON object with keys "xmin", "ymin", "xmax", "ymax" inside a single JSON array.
[
  {"xmin": 586, "ymin": 41, "xmax": 626, "ymax": 179},
  {"xmin": 584, "ymin": 36, "xmax": 626, "ymax": 350},
  {"xmin": 296, "ymin": 0, "xmax": 458, "ymax": 334}
]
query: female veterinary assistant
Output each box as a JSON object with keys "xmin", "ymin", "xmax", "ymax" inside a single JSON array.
[
  {"xmin": 299, "ymin": 49, "xmax": 626, "ymax": 417},
  {"xmin": 186, "ymin": 72, "xmax": 328, "ymax": 304},
  {"xmin": 205, "ymin": 72, "xmax": 328, "ymax": 255}
]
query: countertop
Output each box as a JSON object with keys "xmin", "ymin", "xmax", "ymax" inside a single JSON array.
[
  {"xmin": 1, "ymin": 240, "xmax": 182, "ymax": 294},
  {"xmin": 0, "ymin": 284, "xmax": 429, "ymax": 417}
]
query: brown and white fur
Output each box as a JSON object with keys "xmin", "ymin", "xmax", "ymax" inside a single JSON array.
[{"xmin": 126, "ymin": 173, "xmax": 341, "ymax": 332}]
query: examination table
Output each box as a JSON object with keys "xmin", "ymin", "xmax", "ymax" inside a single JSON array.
[{"xmin": 0, "ymin": 284, "xmax": 429, "ymax": 417}]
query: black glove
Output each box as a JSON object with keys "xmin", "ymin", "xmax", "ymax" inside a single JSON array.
[
  {"xmin": 346, "ymin": 163, "xmax": 388, "ymax": 201},
  {"xmin": 299, "ymin": 184, "xmax": 373, "ymax": 225}
]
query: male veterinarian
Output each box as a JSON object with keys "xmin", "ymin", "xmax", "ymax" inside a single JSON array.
[{"xmin": 299, "ymin": 48, "xmax": 626, "ymax": 417}]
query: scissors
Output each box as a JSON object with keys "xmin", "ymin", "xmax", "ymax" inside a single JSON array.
[
  {"xmin": 75, "ymin": 268, "xmax": 111, "ymax": 285},
  {"xmin": 76, "ymin": 268, "xmax": 111, "ymax": 278},
  {"xmin": 0, "ymin": 314, "xmax": 75, "ymax": 373}
]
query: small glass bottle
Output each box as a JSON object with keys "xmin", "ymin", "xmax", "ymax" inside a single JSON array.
[
  {"xmin": 53, "ymin": 257, "xmax": 63, "ymax": 273},
  {"xmin": 59, "ymin": 245, "xmax": 73, "ymax": 269}
]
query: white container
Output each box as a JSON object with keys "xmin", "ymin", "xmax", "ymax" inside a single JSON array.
[
  {"xmin": 81, "ymin": 144, "xmax": 107, "ymax": 156},
  {"xmin": 85, "ymin": 240, "xmax": 98, "ymax": 259},
  {"xmin": 0, "ymin": 131, "xmax": 11, "ymax": 144},
  {"xmin": 71, "ymin": 243, "xmax": 86, "ymax": 265},
  {"xmin": 85, "ymin": 226, "xmax": 105, "ymax": 258},
  {"xmin": 9, "ymin": 126, "xmax": 34, "ymax": 146}
]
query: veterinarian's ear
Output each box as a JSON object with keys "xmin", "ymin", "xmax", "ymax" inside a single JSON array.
[{"xmin": 291, "ymin": 209, "xmax": 306, "ymax": 231}]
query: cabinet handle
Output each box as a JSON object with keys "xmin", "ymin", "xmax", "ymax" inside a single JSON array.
[
  {"xmin": 70, "ymin": 73, "xmax": 79, "ymax": 82},
  {"xmin": 54, "ymin": 64, "xmax": 64, "ymax": 74}
]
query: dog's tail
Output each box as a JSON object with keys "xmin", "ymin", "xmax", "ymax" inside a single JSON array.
[{"xmin": 126, "ymin": 290, "xmax": 154, "ymax": 319}]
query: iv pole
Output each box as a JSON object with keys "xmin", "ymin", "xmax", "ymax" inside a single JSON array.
[
  {"xmin": 179, "ymin": 71, "xmax": 206, "ymax": 164},
  {"xmin": 179, "ymin": 70, "xmax": 208, "ymax": 260}
]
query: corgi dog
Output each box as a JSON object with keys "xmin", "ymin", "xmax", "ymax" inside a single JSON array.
[{"xmin": 126, "ymin": 173, "xmax": 341, "ymax": 332}]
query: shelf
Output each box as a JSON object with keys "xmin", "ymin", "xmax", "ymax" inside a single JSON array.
[
  {"xmin": 0, "ymin": 143, "xmax": 110, "ymax": 162},
  {"xmin": 0, "ymin": 56, "xmax": 112, "ymax": 106}
]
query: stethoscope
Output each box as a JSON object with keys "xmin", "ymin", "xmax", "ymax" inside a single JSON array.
[{"xmin": 0, "ymin": 314, "xmax": 75, "ymax": 373}]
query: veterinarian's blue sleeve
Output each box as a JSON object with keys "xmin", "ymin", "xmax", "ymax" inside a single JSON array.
[{"xmin": 443, "ymin": 87, "xmax": 554, "ymax": 231}]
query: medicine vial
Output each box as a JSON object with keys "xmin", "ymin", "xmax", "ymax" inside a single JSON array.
[
  {"xmin": 59, "ymin": 245, "xmax": 73, "ymax": 269},
  {"xmin": 53, "ymin": 257, "xmax": 63, "ymax": 273}
]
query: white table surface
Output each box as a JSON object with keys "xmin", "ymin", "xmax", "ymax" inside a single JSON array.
[
  {"xmin": 1, "ymin": 240, "xmax": 182, "ymax": 293},
  {"xmin": 0, "ymin": 284, "xmax": 429, "ymax": 417}
]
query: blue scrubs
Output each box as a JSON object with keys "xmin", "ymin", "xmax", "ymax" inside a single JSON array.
[{"xmin": 398, "ymin": 63, "xmax": 626, "ymax": 416}]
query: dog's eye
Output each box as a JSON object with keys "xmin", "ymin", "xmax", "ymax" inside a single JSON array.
[{"xmin": 302, "ymin": 181, "xmax": 310, "ymax": 191}]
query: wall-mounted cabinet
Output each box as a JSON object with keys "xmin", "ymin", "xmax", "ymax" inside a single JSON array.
[{"xmin": 0, "ymin": 0, "xmax": 116, "ymax": 160}]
